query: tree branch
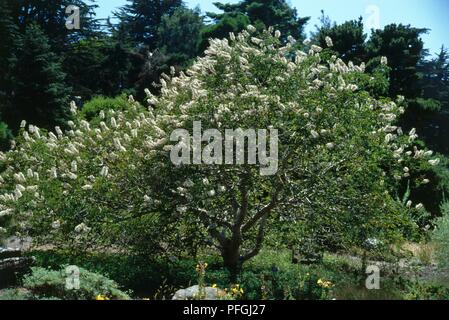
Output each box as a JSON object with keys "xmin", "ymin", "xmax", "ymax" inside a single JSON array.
[
  {"xmin": 241, "ymin": 214, "xmax": 268, "ymax": 262},
  {"xmin": 235, "ymin": 172, "xmax": 249, "ymax": 230},
  {"xmin": 241, "ymin": 192, "xmax": 278, "ymax": 234}
]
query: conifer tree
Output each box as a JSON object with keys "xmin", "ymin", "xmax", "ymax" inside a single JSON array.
[
  {"xmin": 6, "ymin": 24, "xmax": 71, "ymax": 131},
  {"xmin": 116, "ymin": 0, "xmax": 183, "ymax": 49}
]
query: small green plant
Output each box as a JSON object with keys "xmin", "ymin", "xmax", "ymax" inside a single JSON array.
[
  {"xmin": 194, "ymin": 262, "xmax": 208, "ymax": 300},
  {"xmin": 432, "ymin": 201, "xmax": 449, "ymax": 268}
]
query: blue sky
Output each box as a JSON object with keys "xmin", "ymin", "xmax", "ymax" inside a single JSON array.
[{"xmin": 95, "ymin": 0, "xmax": 448, "ymax": 56}]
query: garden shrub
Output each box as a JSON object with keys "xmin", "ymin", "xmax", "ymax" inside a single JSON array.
[
  {"xmin": 30, "ymin": 249, "xmax": 204, "ymax": 297},
  {"xmin": 80, "ymin": 94, "xmax": 138, "ymax": 122},
  {"xmin": 0, "ymin": 288, "xmax": 35, "ymax": 300},
  {"xmin": 22, "ymin": 266, "xmax": 130, "ymax": 300},
  {"xmin": 403, "ymin": 281, "xmax": 449, "ymax": 300},
  {"xmin": 232, "ymin": 250, "xmax": 337, "ymax": 300}
]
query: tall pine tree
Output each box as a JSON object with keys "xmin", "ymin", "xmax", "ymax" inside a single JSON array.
[
  {"xmin": 313, "ymin": 12, "xmax": 367, "ymax": 64},
  {"xmin": 0, "ymin": 0, "xmax": 18, "ymax": 149},
  {"xmin": 419, "ymin": 46, "xmax": 449, "ymax": 111},
  {"xmin": 6, "ymin": 0, "xmax": 99, "ymax": 53},
  {"xmin": 157, "ymin": 7, "xmax": 204, "ymax": 66},
  {"xmin": 116, "ymin": 0, "xmax": 183, "ymax": 49},
  {"xmin": 366, "ymin": 24, "xmax": 428, "ymax": 99},
  {"xmin": 6, "ymin": 24, "xmax": 71, "ymax": 131},
  {"xmin": 206, "ymin": 0, "xmax": 310, "ymax": 43}
]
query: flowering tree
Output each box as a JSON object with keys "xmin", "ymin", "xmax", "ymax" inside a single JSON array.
[{"xmin": 0, "ymin": 27, "xmax": 438, "ymax": 275}]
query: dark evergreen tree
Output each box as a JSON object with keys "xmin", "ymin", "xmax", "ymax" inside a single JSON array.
[
  {"xmin": 0, "ymin": 1, "xmax": 19, "ymax": 148},
  {"xmin": 201, "ymin": 12, "xmax": 250, "ymax": 50},
  {"xmin": 157, "ymin": 7, "xmax": 204, "ymax": 67},
  {"xmin": 6, "ymin": 0, "xmax": 99, "ymax": 53},
  {"xmin": 64, "ymin": 36, "xmax": 134, "ymax": 99},
  {"xmin": 116, "ymin": 0, "xmax": 183, "ymax": 49},
  {"xmin": 366, "ymin": 24, "xmax": 428, "ymax": 100},
  {"xmin": 419, "ymin": 46, "xmax": 449, "ymax": 111},
  {"xmin": 6, "ymin": 24, "xmax": 71, "ymax": 131},
  {"xmin": 313, "ymin": 12, "xmax": 367, "ymax": 63},
  {"xmin": 206, "ymin": 0, "xmax": 310, "ymax": 43}
]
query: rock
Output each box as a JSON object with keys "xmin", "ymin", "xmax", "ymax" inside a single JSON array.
[
  {"xmin": 172, "ymin": 285, "xmax": 225, "ymax": 300},
  {"xmin": 0, "ymin": 247, "xmax": 34, "ymax": 289},
  {"xmin": 0, "ymin": 248, "xmax": 22, "ymax": 259},
  {"xmin": 5, "ymin": 237, "xmax": 32, "ymax": 251}
]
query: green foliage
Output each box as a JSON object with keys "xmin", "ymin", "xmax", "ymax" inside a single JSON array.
[
  {"xmin": 415, "ymin": 98, "xmax": 442, "ymax": 112},
  {"xmin": 0, "ymin": 1, "xmax": 19, "ymax": 117},
  {"xmin": 401, "ymin": 153, "xmax": 449, "ymax": 222},
  {"xmin": 410, "ymin": 46, "xmax": 449, "ymax": 156},
  {"xmin": 313, "ymin": 13, "xmax": 366, "ymax": 64},
  {"xmin": 2, "ymin": 0, "xmax": 99, "ymax": 54},
  {"xmin": 0, "ymin": 0, "xmax": 448, "ymax": 301},
  {"xmin": 157, "ymin": 7, "xmax": 204, "ymax": 67},
  {"xmin": 116, "ymin": 0, "xmax": 183, "ymax": 48},
  {"xmin": 80, "ymin": 94, "xmax": 135, "ymax": 122},
  {"xmin": 403, "ymin": 281, "xmax": 449, "ymax": 300},
  {"xmin": 237, "ymin": 251, "xmax": 334, "ymax": 300},
  {"xmin": 432, "ymin": 201, "xmax": 449, "ymax": 268},
  {"xmin": 0, "ymin": 121, "xmax": 12, "ymax": 151},
  {"xmin": 0, "ymin": 288, "xmax": 35, "ymax": 300},
  {"xmin": 30, "ymin": 250, "xmax": 200, "ymax": 297},
  {"xmin": 201, "ymin": 13, "xmax": 251, "ymax": 50},
  {"xmin": 21, "ymin": 266, "xmax": 130, "ymax": 300},
  {"xmin": 25, "ymin": 248, "xmax": 449, "ymax": 300},
  {"xmin": 5, "ymin": 23, "xmax": 71, "ymax": 131},
  {"xmin": 419, "ymin": 46, "xmax": 449, "ymax": 111},
  {"xmin": 208, "ymin": 0, "xmax": 310, "ymax": 43},
  {"xmin": 366, "ymin": 24, "xmax": 428, "ymax": 99},
  {"xmin": 64, "ymin": 37, "xmax": 134, "ymax": 99}
]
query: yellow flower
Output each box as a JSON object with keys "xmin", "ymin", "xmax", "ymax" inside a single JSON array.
[
  {"xmin": 240, "ymin": 288, "xmax": 244, "ymax": 294},
  {"xmin": 195, "ymin": 262, "xmax": 208, "ymax": 273},
  {"xmin": 317, "ymin": 278, "xmax": 333, "ymax": 288},
  {"xmin": 212, "ymin": 284, "xmax": 217, "ymax": 288},
  {"xmin": 95, "ymin": 295, "xmax": 109, "ymax": 300}
]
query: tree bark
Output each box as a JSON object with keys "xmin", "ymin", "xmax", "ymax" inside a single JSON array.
[{"xmin": 221, "ymin": 240, "xmax": 241, "ymax": 281}]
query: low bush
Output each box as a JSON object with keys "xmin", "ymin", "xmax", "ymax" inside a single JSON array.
[
  {"xmin": 21, "ymin": 266, "xmax": 130, "ymax": 300},
  {"xmin": 403, "ymin": 281, "xmax": 449, "ymax": 300},
  {"xmin": 0, "ymin": 288, "xmax": 35, "ymax": 300},
  {"xmin": 80, "ymin": 94, "xmax": 137, "ymax": 122}
]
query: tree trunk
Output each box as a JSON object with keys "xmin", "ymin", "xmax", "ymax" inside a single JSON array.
[{"xmin": 222, "ymin": 240, "xmax": 241, "ymax": 282}]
